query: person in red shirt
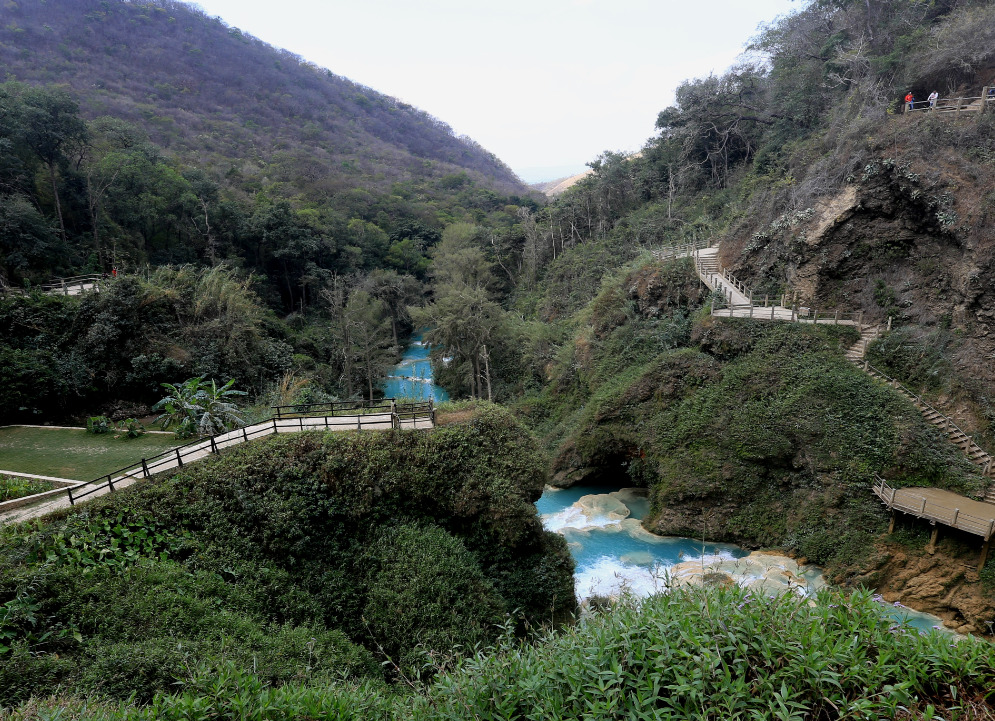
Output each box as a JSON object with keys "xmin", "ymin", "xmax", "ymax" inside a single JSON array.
[{"xmin": 905, "ymin": 92, "xmax": 914, "ymax": 111}]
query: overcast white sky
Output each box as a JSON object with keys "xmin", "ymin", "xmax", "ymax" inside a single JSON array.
[{"xmin": 190, "ymin": 0, "xmax": 801, "ymax": 182}]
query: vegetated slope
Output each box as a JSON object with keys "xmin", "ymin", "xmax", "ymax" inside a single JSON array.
[
  {"xmin": 506, "ymin": 252, "xmax": 995, "ymax": 628},
  {"xmin": 9, "ymin": 588, "xmax": 995, "ymax": 720},
  {"xmin": 486, "ymin": 0, "xmax": 995, "ymax": 443},
  {"xmin": 0, "ymin": 404, "xmax": 576, "ymax": 706},
  {"xmin": 0, "ymin": 0, "xmax": 523, "ymax": 198}
]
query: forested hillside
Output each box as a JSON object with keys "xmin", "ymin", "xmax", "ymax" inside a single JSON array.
[
  {"xmin": 413, "ymin": 0, "xmax": 995, "ymax": 626},
  {"xmin": 422, "ymin": 0, "xmax": 995, "ymax": 438},
  {"xmin": 0, "ymin": 0, "xmax": 543, "ymax": 422},
  {"xmin": 0, "ymin": 0, "xmax": 522, "ymax": 193}
]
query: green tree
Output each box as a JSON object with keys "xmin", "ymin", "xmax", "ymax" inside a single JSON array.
[
  {"xmin": 18, "ymin": 86, "xmax": 90, "ymax": 243},
  {"xmin": 152, "ymin": 376, "xmax": 247, "ymax": 438},
  {"xmin": 340, "ymin": 290, "xmax": 395, "ymax": 401}
]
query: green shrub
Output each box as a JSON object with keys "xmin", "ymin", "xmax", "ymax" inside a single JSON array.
[
  {"xmin": 86, "ymin": 416, "xmax": 111, "ymax": 434},
  {"xmin": 0, "ymin": 474, "xmax": 54, "ymax": 502},
  {"xmin": 363, "ymin": 523, "xmax": 506, "ymax": 674},
  {"xmin": 11, "ymin": 588, "xmax": 992, "ymax": 720},
  {"xmin": 115, "ymin": 418, "xmax": 146, "ymax": 438}
]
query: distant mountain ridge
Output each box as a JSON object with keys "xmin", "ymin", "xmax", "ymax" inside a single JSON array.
[
  {"xmin": 531, "ymin": 169, "xmax": 594, "ymax": 197},
  {"xmin": 0, "ymin": 0, "xmax": 525, "ymax": 197}
]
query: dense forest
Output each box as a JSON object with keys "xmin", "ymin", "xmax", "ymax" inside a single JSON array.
[{"xmin": 0, "ymin": 0, "xmax": 545, "ymax": 423}]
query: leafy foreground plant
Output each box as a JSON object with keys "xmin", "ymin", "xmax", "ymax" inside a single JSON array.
[
  {"xmin": 152, "ymin": 376, "xmax": 247, "ymax": 438},
  {"xmin": 9, "ymin": 587, "xmax": 994, "ymax": 720}
]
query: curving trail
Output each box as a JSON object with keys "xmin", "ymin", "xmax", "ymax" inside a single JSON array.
[{"xmin": 0, "ymin": 412, "xmax": 432, "ymax": 526}]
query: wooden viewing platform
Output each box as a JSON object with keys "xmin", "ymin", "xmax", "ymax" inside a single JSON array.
[
  {"xmin": 904, "ymin": 88, "xmax": 994, "ymax": 115},
  {"xmin": 873, "ymin": 475, "xmax": 995, "ymax": 567}
]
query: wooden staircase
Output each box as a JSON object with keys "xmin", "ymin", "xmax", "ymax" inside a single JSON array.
[
  {"xmin": 845, "ymin": 324, "xmax": 882, "ymax": 363},
  {"xmin": 680, "ymin": 240, "xmax": 995, "ymax": 504},
  {"xmin": 845, "ymin": 328, "xmax": 995, "ymax": 504}
]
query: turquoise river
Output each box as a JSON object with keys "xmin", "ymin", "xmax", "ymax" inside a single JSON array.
[{"xmin": 386, "ymin": 333, "xmax": 947, "ymax": 634}]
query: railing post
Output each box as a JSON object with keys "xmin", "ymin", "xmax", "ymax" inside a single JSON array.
[
  {"xmin": 68, "ymin": 487, "xmax": 75, "ymax": 505},
  {"xmin": 890, "ymin": 487, "xmax": 897, "ymax": 506},
  {"xmin": 299, "ymin": 416, "xmax": 304, "ymax": 431},
  {"xmin": 857, "ymin": 310, "xmax": 863, "ymax": 326},
  {"xmin": 920, "ymin": 497, "xmax": 927, "ymax": 514},
  {"xmin": 107, "ymin": 474, "xmax": 115, "ymax": 492},
  {"xmin": 243, "ymin": 427, "xmax": 249, "ymax": 442},
  {"xmin": 770, "ymin": 305, "xmax": 775, "ymax": 321},
  {"xmin": 952, "ymin": 508, "xmax": 960, "ymax": 526},
  {"xmin": 887, "ymin": 316, "xmax": 892, "ymax": 331},
  {"xmin": 749, "ymin": 304, "xmax": 753, "ymax": 318},
  {"xmin": 210, "ymin": 436, "xmax": 218, "ymax": 454},
  {"xmin": 273, "ymin": 418, "xmax": 278, "ymax": 434},
  {"xmin": 176, "ymin": 447, "xmax": 183, "ymax": 468},
  {"xmin": 834, "ymin": 310, "xmax": 839, "ymax": 325},
  {"xmin": 764, "ymin": 295, "xmax": 768, "ymax": 308},
  {"xmin": 141, "ymin": 458, "xmax": 149, "ymax": 478},
  {"xmin": 357, "ymin": 414, "xmax": 361, "ymax": 430}
]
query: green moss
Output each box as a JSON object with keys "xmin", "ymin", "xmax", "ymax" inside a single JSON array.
[{"xmin": 530, "ymin": 259, "xmax": 982, "ymax": 569}]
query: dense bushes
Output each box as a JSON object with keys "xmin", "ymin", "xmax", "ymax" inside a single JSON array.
[
  {"xmin": 8, "ymin": 587, "xmax": 995, "ymax": 720},
  {"xmin": 0, "ymin": 405, "xmax": 575, "ymax": 705}
]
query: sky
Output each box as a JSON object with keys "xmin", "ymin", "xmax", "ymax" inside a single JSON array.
[{"xmin": 189, "ymin": 0, "xmax": 801, "ymax": 183}]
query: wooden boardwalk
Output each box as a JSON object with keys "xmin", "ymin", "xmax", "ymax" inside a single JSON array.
[
  {"xmin": 0, "ymin": 402, "xmax": 434, "ymax": 525},
  {"xmin": 904, "ymin": 89, "xmax": 994, "ymax": 116},
  {"xmin": 873, "ymin": 476, "xmax": 995, "ymax": 566},
  {"xmin": 0, "ymin": 273, "xmax": 103, "ymax": 298}
]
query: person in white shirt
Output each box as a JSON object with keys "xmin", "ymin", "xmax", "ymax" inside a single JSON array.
[{"xmin": 928, "ymin": 91, "xmax": 939, "ymax": 109}]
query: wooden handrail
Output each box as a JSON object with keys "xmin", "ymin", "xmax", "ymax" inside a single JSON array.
[
  {"xmin": 862, "ymin": 362, "xmax": 992, "ymax": 468},
  {"xmin": 65, "ymin": 405, "xmax": 435, "ymax": 507},
  {"xmin": 873, "ymin": 475, "xmax": 995, "ymax": 540}
]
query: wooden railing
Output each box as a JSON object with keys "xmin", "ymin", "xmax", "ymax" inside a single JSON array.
[
  {"xmin": 873, "ymin": 475, "xmax": 995, "ymax": 540},
  {"xmin": 861, "ymin": 362, "xmax": 993, "ymax": 476},
  {"xmin": 650, "ymin": 238, "xmax": 714, "ymax": 263},
  {"xmin": 273, "ymin": 399, "xmax": 394, "ymax": 419},
  {"xmin": 1, "ymin": 273, "xmax": 103, "ymax": 298},
  {"xmin": 65, "ymin": 400, "xmax": 434, "ymax": 507},
  {"xmin": 904, "ymin": 88, "xmax": 994, "ymax": 115}
]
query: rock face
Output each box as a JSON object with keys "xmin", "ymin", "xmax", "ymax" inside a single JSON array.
[
  {"xmin": 668, "ymin": 551, "xmax": 827, "ymax": 597},
  {"xmin": 735, "ymin": 159, "xmax": 995, "ymax": 411},
  {"xmin": 846, "ymin": 540, "xmax": 995, "ymax": 635}
]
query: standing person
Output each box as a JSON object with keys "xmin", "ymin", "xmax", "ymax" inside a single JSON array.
[
  {"xmin": 905, "ymin": 92, "xmax": 915, "ymax": 111},
  {"xmin": 928, "ymin": 91, "xmax": 939, "ymax": 110},
  {"xmin": 111, "ymin": 267, "xmax": 117, "ymax": 278}
]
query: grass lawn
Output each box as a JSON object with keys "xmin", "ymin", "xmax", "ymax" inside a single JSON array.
[{"xmin": 0, "ymin": 427, "xmax": 180, "ymax": 481}]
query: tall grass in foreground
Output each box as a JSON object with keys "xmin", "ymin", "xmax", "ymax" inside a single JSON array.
[{"xmin": 8, "ymin": 587, "xmax": 995, "ymax": 720}]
